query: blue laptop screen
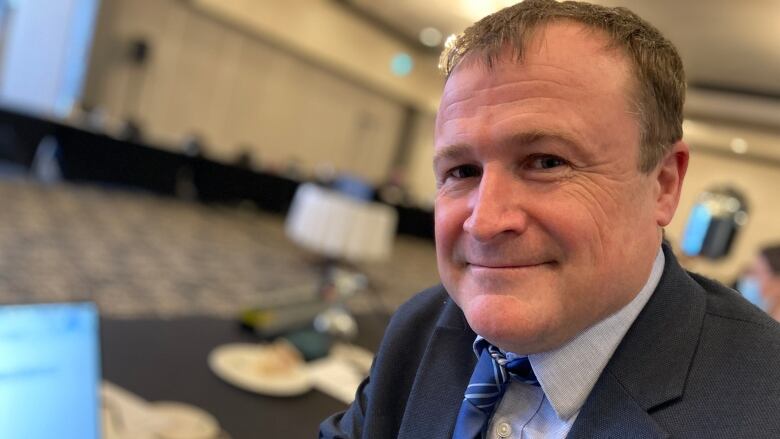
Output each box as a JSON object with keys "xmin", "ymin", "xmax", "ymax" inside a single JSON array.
[{"xmin": 0, "ymin": 302, "xmax": 100, "ymax": 439}]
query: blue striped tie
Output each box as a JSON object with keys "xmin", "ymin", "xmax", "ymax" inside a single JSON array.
[{"xmin": 452, "ymin": 340, "xmax": 539, "ymax": 439}]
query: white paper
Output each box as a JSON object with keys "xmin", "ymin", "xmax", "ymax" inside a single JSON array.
[
  {"xmin": 101, "ymin": 381, "xmax": 166, "ymax": 439},
  {"xmin": 307, "ymin": 343, "xmax": 374, "ymax": 404}
]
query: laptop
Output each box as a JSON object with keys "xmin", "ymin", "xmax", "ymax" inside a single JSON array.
[{"xmin": 0, "ymin": 302, "xmax": 100, "ymax": 439}]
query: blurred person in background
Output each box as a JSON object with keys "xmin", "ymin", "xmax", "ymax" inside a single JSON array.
[
  {"xmin": 738, "ymin": 244, "xmax": 780, "ymax": 321},
  {"xmin": 321, "ymin": 1, "xmax": 780, "ymax": 438}
]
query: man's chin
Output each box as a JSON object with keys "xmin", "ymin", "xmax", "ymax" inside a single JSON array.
[{"xmin": 460, "ymin": 294, "xmax": 559, "ymax": 354}]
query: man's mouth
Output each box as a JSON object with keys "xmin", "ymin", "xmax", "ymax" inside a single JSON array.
[{"xmin": 466, "ymin": 261, "xmax": 552, "ymax": 269}]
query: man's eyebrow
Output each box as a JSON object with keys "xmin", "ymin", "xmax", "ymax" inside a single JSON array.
[
  {"xmin": 433, "ymin": 144, "xmax": 472, "ymax": 170},
  {"xmin": 506, "ymin": 130, "xmax": 582, "ymax": 150},
  {"xmin": 507, "ymin": 130, "xmax": 594, "ymax": 159}
]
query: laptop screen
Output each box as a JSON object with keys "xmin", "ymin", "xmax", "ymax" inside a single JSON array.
[{"xmin": 0, "ymin": 302, "xmax": 100, "ymax": 439}]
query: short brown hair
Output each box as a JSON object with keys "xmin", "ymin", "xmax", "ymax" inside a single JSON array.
[{"xmin": 439, "ymin": 0, "xmax": 685, "ymax": 172}]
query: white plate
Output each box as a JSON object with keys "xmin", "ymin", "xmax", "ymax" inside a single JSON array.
[{"xmin": 208, "ymin": 342, "xmax": 311, "ymax": 397}]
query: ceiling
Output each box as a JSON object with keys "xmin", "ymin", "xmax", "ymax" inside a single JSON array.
[{"xmin": 342, "ymin": 0, "xmax": 780, "ymax": 100}]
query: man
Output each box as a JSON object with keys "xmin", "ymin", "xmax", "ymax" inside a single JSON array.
[
  {"xmin": 321, "ymin": 1, "xmax": 780, "ymax": 437},
  {"xmin": 738, "ymin": 244, "xmax": 780, "ymax": 321}
]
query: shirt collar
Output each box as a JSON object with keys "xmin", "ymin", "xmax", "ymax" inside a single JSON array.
[{"xmin": 473, "ymin": 247, "xmax": 665, "ymax": 421}]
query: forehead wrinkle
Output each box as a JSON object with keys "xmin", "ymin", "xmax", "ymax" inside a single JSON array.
[
  {"xmin": 442, "ymin": 75, "xmax": 583, "ymax": 114},
  {"xmin": 442, "ymin": 96, "xmax": 577, "ymax": 126},
  {"xmin": 440, "ymin": 81, "xmax": 595, "ymax": 129},
  {"xmin": 436, "ymin": 112, "xmax": 602, "ymax": 168}
]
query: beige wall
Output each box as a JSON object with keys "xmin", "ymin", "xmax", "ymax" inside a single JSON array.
[
  {"xmin": 404, "ymin": 111, "xmax": 437, "ymax": 207},
  {"xmin": 190, "ymin": 0, "xmax": 443, "ymax": 112},
  {"xmin": 82, "ymin": 0, "xmax": 443, "ymax": 185}
]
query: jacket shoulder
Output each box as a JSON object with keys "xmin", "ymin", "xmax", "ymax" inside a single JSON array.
[
  {"xmin": 388, "ymin": 284, "xmax": 452, "ymax": 329},
  {"xmin": 652, "ymin": 271, "xmax": 780, "ymax": 436},
  {"xmin": 376, "ymin": 284, "xmax": 459, "ymax": 370},
  {"xmin": 690, "ymin": 270, "xmax": 780, "ymax": 332}
]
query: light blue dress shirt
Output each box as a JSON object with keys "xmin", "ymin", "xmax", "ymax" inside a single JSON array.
[{"xmin": 478, "ymin": 247, "xmax": 665, "ymax": 439}]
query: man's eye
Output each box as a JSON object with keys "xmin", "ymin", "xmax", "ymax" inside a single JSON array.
[
  {"xmin": 449, "ymin": 165, "xmax": 481, "ymax": 179},
  {"xmin": 529, "ymin": 155, "xmax": 567, "ymax": 169}
]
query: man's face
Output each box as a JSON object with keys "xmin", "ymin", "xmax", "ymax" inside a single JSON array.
[{"xmin": 433, "ymin": 23, "xmax": 686, "ymax": 354}]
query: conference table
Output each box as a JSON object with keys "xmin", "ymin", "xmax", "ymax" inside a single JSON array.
[{"xmin": 100, "ymin": 314, "xmax": 389, "ymax": 438}]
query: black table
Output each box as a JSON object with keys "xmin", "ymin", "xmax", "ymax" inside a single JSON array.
[{"xmin": 100, "ymin": 314, "xmax": 389, "ymax": 439}]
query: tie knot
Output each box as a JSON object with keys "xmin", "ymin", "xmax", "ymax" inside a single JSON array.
[
  {"xmin": 505, "ymin": 356, "xmax": 539, "ymax": 385},
  {"xmin": 482, "ymin": 341, "xmax": 539, "ymax": 386}
]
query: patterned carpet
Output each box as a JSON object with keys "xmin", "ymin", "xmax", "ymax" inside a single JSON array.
[{"xmin": 0, "ymin": 177, "xmax": 440, "ymax": 318}]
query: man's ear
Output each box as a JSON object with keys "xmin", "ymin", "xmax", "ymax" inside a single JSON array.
[{"xmin": 654, "ymin": 140, "xmax": 689, "ymax": 227}]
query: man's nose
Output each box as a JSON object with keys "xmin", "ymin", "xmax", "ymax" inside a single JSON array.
[{"xmin": 462, "ymin": 169, "xmax": 528, "ymax": 241}]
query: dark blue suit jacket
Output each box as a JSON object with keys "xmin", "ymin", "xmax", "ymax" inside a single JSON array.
[{"xmin": 321, "ymin": 246, "xmax": 780, "ymax": 438}]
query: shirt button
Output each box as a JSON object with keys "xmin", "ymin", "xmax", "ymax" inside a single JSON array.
[{"xmin": 497, "ymin": 422, "xmax": 512, "ymax": 438}]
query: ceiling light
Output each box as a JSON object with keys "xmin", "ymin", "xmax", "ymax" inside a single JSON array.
[
  {"xmin": 730, "ymin": 137, "xmax": 748, "ymax": 154},
  {"xmin": 419, "ymin": 27, "xmax": 443, "ymax": 47}
]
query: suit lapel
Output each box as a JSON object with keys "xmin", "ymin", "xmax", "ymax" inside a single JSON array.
[
  {"xmin": 397, "ymin": 299, "xmax": 476, "ymax": 439},
  {"xmin": 569, "ymin": 246, "xmax": 706, "ymax": 438},
  {"xmin": 567, "ymin": 369, "xmax": 669, "ymax": 439}
]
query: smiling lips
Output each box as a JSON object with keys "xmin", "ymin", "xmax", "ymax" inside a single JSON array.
[
  {"xmin": 457, "ymin": 245, "xmax": 557, "ymax": 271},
  {"xmin": 467, "ymin": 261, "xmax": 552, "ymax": 270}
]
